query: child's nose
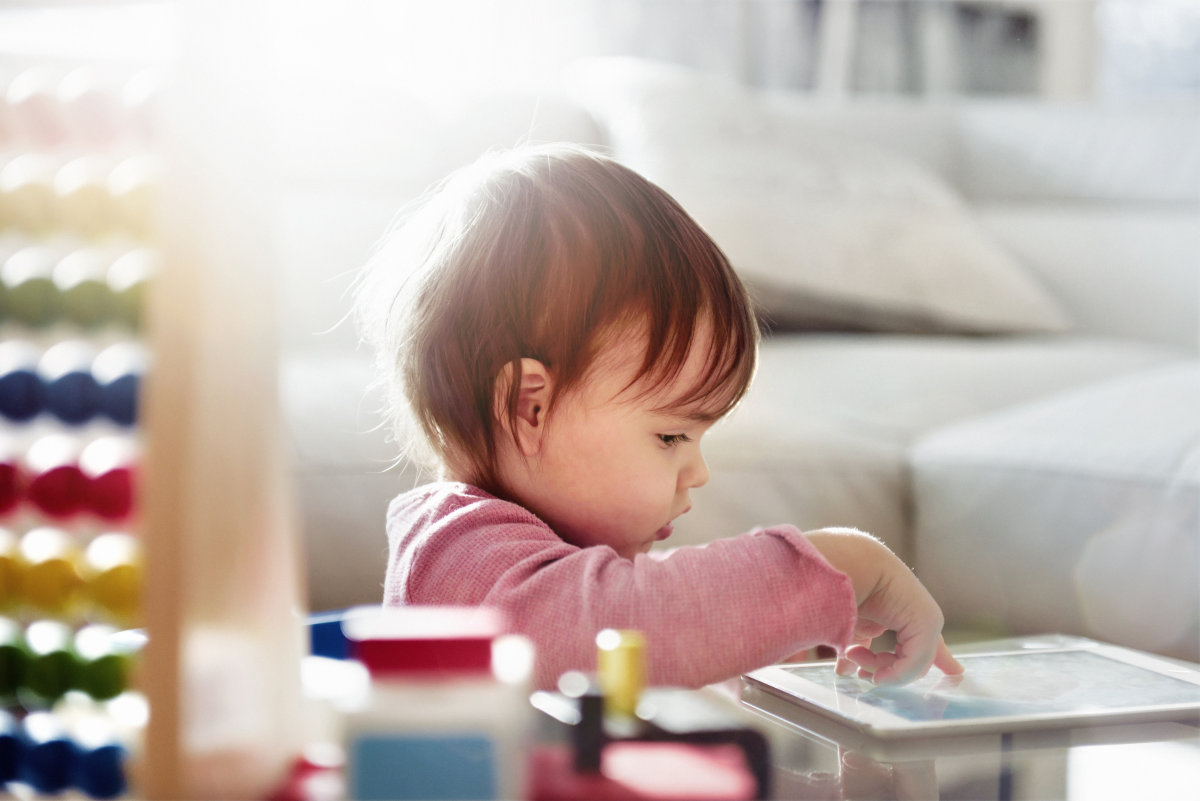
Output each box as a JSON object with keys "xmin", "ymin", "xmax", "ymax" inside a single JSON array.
[{"xmin": 682, "ymin": 450, "xmax": 710, "ymax": 490}]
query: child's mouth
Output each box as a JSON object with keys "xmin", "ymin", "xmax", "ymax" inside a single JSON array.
[{"xmin": 655, "ymin": 524, "xmax": 674, "ymax": 541}]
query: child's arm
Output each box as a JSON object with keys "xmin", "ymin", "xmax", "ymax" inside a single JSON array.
[
  {"xmin": 804, "ymin": 527, "xmax": 964, "ymax": 684},
  {"xmin": 390, "ymin": 492, "xmax": 861, "ymax": 689}
]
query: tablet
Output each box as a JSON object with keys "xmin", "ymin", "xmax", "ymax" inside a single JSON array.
[{"xmin": 742, "ymin": 636, "xmax": 1200, "ymax": 739}]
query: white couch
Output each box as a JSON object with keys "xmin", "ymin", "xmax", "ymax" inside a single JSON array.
[{"xmin": 277, "ymin": 58, "xmax": 1200, "ymax": 663}]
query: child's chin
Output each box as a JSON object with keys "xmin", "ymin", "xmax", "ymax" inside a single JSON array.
[{"xmin": 626, "ymin": 542, "xmax": 655, "ymax": 559}]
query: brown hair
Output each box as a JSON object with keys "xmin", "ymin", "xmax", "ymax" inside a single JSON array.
[{"xmin": 356, "ymin": 143, "xmax": 758, "ymax": 496}]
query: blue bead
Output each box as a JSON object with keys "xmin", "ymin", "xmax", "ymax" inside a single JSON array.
[
  {"xmin": 22, "ymin": 734, "xmax": 79, "ymax": 795},
  {"xmin": 0, "ymin": 368, "xmax": 44, "ymax": 422},
  {"xmin": 44, "ymin": 371, "xmax": 102, "ymax": 425},
  {"xmin": 100, "ymin": 373, "xmax": 140, "ymax": 426},
  {"xmin": 75, "ymin": 742, "xmax": 127, "ymax": 799},
  {"xmin": 0, "ymin": 711, "xmax": 23, "ymax": 783}
]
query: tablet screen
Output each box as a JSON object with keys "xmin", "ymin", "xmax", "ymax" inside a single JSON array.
[{"xmin": 780, "ymin": 649, "xmax": 1200, "ymax": 724}]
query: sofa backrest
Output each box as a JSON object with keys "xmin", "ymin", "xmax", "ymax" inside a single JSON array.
[
  {"xmin": 951, "ymin": 101, "xmax": 1199, "ymax": 351},
  {"xmin": 746, "ymin": 94, "xmax": 1200, "ymax": 206},
  {"xmin": 954, "ymin": 100, "xmax": 1200, "ymax": 205},
  {"xmin": 271, "ymin": 58, "xmax": 1199, "ymax": 356}
]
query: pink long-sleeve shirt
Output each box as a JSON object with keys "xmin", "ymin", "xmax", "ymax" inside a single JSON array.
[{"xmin": 384, "ymin": 482, "xmax": 858, "ymax": 689}]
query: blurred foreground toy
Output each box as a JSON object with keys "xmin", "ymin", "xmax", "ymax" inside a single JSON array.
[{"xmin": 530, "ymin": 629, "xmax": 770, "ymax": 801}]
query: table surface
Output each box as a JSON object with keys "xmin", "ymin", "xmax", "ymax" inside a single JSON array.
[
  {"xmin": 684, "ymin": 639, "xmax": 1200, "ymax": 800},
  {"xmin": 720, "ymin": 682, "xmax": 1200, "ymax": 800}
]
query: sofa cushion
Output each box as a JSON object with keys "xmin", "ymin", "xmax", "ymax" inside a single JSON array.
[
  {"xmin": 672, "ymin": 334, "xmax": 1186, "ymax": 562},
  {"xmin": 282, "ymin": 340, "xmax": 1188, "ymax": 613},
  {"xmin": 977, "ymin": 204, "xmax": 1200, "ymax": 352},
  {"xmin": 911, "ymin": 362, "xmax": 1200, "ymax": 661},
  {"xmin": 566, "ymin": 57, "xmax": 1070, "ymax": 336},
  {"xmin": 675, "ymin": 418, "xmax": 910, "ymax": 557}
]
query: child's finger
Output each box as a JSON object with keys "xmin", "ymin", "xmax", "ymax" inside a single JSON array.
[
  {"xmin": 869, "ymin": 654, "xmax": 915, "ymax": 684},
  {"xmin": 852, "ymin": 621, "xmax": 887, "ymax": 642},
  {"xmin": 840, "ymin": 637, "xmax": 880, "ymax": 676},
  {"xmin": 933, "ymin": 637, "xmax": 964, "ymax": 675},
  {"xmin": 864, "ymin": 627, "xmax": 939, "ymax": 685},
  {"xmin": 844, "ymin": 644, "xmax": 888, "ymax": 678},
  {"xmin": 844, "ymin": 635, "xmax": 955, "ymax": 685}
]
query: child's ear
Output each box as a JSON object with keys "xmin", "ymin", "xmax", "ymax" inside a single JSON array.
[{"xmin": 497, "ymin": 358, "xmax": 553, "ymax": 456}]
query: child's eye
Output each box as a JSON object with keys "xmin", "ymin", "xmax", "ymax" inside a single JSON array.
[{"xmin": 658, "ymin": 433, "xmax": 692, "ymax": 447}]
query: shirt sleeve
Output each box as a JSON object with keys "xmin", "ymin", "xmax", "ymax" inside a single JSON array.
[{"xmin": 387, "ymin": 495, "xmax": 857, "ymax": 689}]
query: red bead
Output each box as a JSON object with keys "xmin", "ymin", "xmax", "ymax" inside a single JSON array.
[
  {"xmin": 24, "ymin": 436, "xmax": 87, "ymax": 520},
  {"xmin": 0, "ymin": 460, "xmax": 19, "ymax": 517},
  {"xmin": 81, "ymin": 437, "xmax": 138, "ymax": 521},
  {"xmin": 27, "ymin": 464, "xmax": 88, "ymax": 519},
  {"xmin": 87, "ymin": 466, "xmax": 134, "ymax": 521}
]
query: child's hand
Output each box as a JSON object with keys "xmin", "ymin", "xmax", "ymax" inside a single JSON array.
[{"xmin": 805, "ymin": 527, "xmax": 964, "ymax": 685}]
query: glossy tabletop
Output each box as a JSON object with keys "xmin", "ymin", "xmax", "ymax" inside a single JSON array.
[{"xmin": 725, "ymin": 679, "xmax": 1200, "ymax": 800}]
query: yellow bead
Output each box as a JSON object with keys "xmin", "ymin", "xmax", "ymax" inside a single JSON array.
[
  {"xmin": 0, "ymin": 529, "xmax": 21, "ymax": 609},
  {"xmin": 84, "ymin": 533, "xmax": 142, "ymax": 624},
  {"xmin": 19, "ymin": 527, "xmax": 83, "ymax": 615}
]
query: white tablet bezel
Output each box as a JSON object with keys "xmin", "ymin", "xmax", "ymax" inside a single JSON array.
[{"xmin": 742, "ymin": 636, "xmax": 1200, "ymax": 740}]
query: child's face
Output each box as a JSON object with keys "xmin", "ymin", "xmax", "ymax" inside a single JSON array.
[{"xmin": 510, "ymin": 327, "xmax": 723, "ymax": 559}]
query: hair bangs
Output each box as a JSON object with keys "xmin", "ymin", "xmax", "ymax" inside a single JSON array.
[{"xmin": 622, "ymin": 195, "xmax": 759, "ymax": 420}]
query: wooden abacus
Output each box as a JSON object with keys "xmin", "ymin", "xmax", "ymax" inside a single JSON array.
[{"xmin": 2, "ymin": 4, "xmax": 308, "ymax": 799}]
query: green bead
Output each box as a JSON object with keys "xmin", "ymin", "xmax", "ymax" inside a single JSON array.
[
  {"xmin": 0, "ymin": 618, "xmax": 26, "ymax": 699},
  {"xmin": 25, "ymin": 648, "xmax": 78, "ymax": 702},
  {"xmin": 22, "ymin": 621, "xmax": 80, "ymax": 704},
  {"xmin": 55, "ymin": 249, "xmax": 115, "ymax": 329},
  {"xmin": 60, "ymin": 277, "xmax": 113, "ymax": 328},
  {"xmin": 107, "ymin": 249, "xmax": 154, "ymax": 332},
  {"xmin": 110, "ymin": 279, "xmax": 144, "ymax": 330},
  {"xmin": 0, "ymin": 642, "xmax": 26, "ymax": 699},
  {"xmin": 77, "ymin": 652, "xmax": 129, "ymax": 700},
  {"xmin": 5, "ymin": 274, "xmax": 60, "ymax": 328}
]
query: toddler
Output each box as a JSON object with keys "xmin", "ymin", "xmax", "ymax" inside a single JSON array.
[{"xmin": 355, "ymin": 143, "xmax": 962, "ymax": 690}]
